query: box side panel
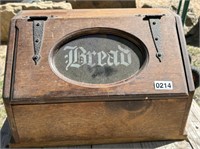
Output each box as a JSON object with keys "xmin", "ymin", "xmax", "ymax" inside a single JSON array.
[
  {"xmin": 175, "ymin": 16, "xmax": 195, "ymax": 93},
  {"xmin": 3, "ymin": 19, "xmax": 16, "ymax": 100},
  {"xmin": 174, "ymin": 15, "xmax": 195, "ymax": 134},
  {"xmin": 3, "ymin": 19, "xmax": 20, "ymax": 142},
  {"xmin": 12, "ymin": 98, "xmax": 187, "ymax": 147}
]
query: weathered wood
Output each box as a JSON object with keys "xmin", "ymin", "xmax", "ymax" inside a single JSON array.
[
  {"xmin": 3, "ymin": 20, "xmax": 16, "ymax": 100},
  {"xmin": 92, "ymin": 142, "xmax": 142, "ymax": 148},
  {"xmin": 1, "ymin": 100, "xmax": 200, "ymax": 148},
  {"xmin": 186, "ymin": 100, "xmax": 200, "ymax": 149},
  {"xmin": 3, "ymin": 9, "xmax": 194, "ymax": 147},
  {"xmin": 139, "ymin": 140, "xmax": 192, "ymax": 149},
  {"xmin": 175, "ymin": 15, "xmax": 195, "ymax": 93},
  {"xmin": 5, "ymin": 9, "xmax": 189, "ymax": 103},
  {"xmin": 9, "ymin": 99, "xmax": 187, "ymax": 147}
]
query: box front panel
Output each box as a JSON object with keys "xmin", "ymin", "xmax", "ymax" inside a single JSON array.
[{"xmin": 12, "ymin": 98, "xmax": 187, "ymax": 144}]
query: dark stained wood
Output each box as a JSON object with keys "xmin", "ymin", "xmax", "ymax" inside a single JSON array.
[
  {"xmin": 3, "ymin": 20, "xmax": 16, "ymax": 100},
  {"xmin": 2, "ymin": 20, "xmax": 20, "ymax": 142},
  {"xmin": 3, "ymin": 9, "xmax": 195, "ymax": 147}
]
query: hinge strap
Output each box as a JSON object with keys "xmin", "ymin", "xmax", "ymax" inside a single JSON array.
[
  {"xmin": 145, "ymin": 15, "xmax": 164, "ymax": 62},
  {"xmin": 32, "ymin": 20, "xmax": 44, "ymax": 65}
]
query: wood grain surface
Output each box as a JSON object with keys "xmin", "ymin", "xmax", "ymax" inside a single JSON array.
[
  {"xmin": 2, "ymin": 9, "xmax": 194, "ymax": 147},
  {"xmin": 5, "ymin": 9, "xmax": 189, "ymax": 103},
  {"xmin": 3, "ymin": 99, "xmax": 200, "ymax": 148},
  {"xmin": 12, "ymin": 99, "xmax": 187, "ymax": 147}
]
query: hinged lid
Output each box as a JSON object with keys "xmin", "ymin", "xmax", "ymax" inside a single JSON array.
[{"xmin": 3, "ymin": 9, "xmax": 194, "ymax": 104}]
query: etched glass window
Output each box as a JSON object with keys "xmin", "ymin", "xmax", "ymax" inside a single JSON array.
[{"xmin": 51, "ymin": 34, "xmax": 147, "ymax": 84}]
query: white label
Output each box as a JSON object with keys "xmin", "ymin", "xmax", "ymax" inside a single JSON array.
[{"xmin": 154, "ymin": 81, "xmax": 173, "ymax": 90}]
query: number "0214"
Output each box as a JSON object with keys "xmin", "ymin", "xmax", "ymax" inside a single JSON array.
[{"xmin": 154, "ymin": 81, "xmax": 173, "ymax": 90}]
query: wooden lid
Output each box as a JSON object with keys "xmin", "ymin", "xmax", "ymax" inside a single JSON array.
[{"xmin": 4, "ymin": 9, "xmax": 193, "ymax": 104}]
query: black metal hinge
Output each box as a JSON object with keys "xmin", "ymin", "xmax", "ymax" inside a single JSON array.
[
  {"xmin": 28, "ymin": 16, "xmax": 47, "ymax": 65},
  {"xmin": 144, "ymin": 15, "xmax": 165, "ymax": 62}
]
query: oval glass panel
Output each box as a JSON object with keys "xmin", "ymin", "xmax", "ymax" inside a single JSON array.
[{"xmin": 51, "ymin": 33, "xmax": 147, "ymax": 85}]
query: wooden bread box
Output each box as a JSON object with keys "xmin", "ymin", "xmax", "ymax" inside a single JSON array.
[{"xmin": 3, "ymin": 9, "xmax": 195, "ymax": 148}]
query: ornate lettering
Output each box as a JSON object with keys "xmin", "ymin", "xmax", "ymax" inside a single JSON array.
[
  {"xmin": 97, "ymin": 51, "xmax": 107, "ymax": 66},
  {"xmin": 118, "ymin": 45, "xmax": 132, "ymax": 66},
  {"xmin": 64, "ymin": 45, "xmax": 132, "ymax": 70},
  {"xmin": 87, "ymin": 51, "xmax": 96, "ymax": 67}
]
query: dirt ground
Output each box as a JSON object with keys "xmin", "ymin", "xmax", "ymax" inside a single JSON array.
[{"xmin": 0, "ymin": 44, "xmax": 200, "ymax": 128}]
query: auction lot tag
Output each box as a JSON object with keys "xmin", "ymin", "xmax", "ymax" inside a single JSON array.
[{"xmin": 154, "ymin": 81, "xmax": 173, "ymax": 90}]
